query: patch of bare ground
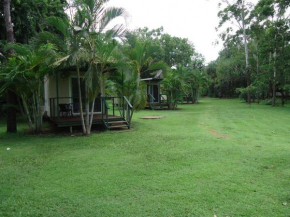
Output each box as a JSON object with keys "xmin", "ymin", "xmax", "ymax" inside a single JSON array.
[
  {"xmin": 140, "ymin": 116, "xmax": 164, "ymax": 119},
  {"xmin": 209, "ymin": 129, "xmax": 230, "ymax": 139}
]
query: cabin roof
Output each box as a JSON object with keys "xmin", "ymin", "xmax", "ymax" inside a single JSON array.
[
  {"xmin": 59, "ymin": 64, "xmax": 118, "ymax": 74},
  {"xmin": 141, "ymin": 70, "xmax": 163, "ymax": 82}
]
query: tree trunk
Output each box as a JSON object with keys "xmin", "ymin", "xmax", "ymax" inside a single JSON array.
[
  {"xmin": 246, "ymin": 66, "xmax": 251, "ymax": 103},
  {"xmin": 101, "ymin": 72, "xmax": 106, "ymax": 98},
  {"xmin": 6, "ymin": 90, "xmax": 17, "ymax": 133},
  {"xmin": 35, "ymin": 82, "xmax": 43, "ymax": 133},
  {"xmin": 195, "ymin": 88, "xmax": 199, "ymax": 104},
  {"xmin": 77, "ymin": 65, "xmax": 86, "ymax": 134},
  {"xmin": 21, "ymin": 95, "xmax": 34, "ymax": 130},
  {"xmin": 4, "ymin": 0, "xmax": 17, "ymax": 133},
  {"xmin": 3, "ymin": 0, "xmax": 14, "ymax": 45},
  {"xmin": 170, "ymin": 92, "xmax": 173, "ymax": 110},
  {"xmin": 272, "ymin": 33, "xmax": 277, "ymax": 107},
  {"xmin": 272, "ymin": 50, "xmax": 277, "ymax": 106},
  {"xmin": 242, "ymin": 2, "xmax": 251, "ymax": 104},
  {"xmin": 85, "ymin": 100, "xmax": 90, "ymax": 135},
  {"xmin": 191, "ymin": 85, "xmax": 195, "ymax": 104},
  {"xmin": 89, "ymin": 98, "xmax": 96, "ymax": 130},
  {"xmin": 281, "ymin": 90, "xmax": 285, "ymax": 106}
]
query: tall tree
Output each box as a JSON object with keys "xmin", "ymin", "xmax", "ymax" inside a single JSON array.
[
  {"xmin": 218, "ymin": 0, "xmax": 253, "ymax": 103},
  {"xmin": 125, "ymin": 27, "xmax": 196, "ymax": 68},
  {"xmin": 252, "ymin": 0, "xmax": 290, "ymax": 105},
  {"xmin": 3, "ymin": 0, "xmax": 17, "ymax": 133}
]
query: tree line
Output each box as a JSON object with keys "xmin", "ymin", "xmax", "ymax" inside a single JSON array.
[
  {"xmin": 0, "ymin": 0, "xmax": 205, "ymax": 135},
  {"xmin": 206, "ymin": 0, "xmax": 290, "ymax": 105}
]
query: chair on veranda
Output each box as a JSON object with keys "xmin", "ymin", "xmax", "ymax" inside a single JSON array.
[{"xmin": 59, "ymin": 103, "xmax": 73, "ymax": 117}]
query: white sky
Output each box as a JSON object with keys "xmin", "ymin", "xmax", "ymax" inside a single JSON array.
[{"xmin": 107, "ymin": 0, "xmax": 223, "ymax": 63}]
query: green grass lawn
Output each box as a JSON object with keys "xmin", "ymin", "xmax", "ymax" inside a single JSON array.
[{"xmin": 1, "ymin": 98, "xmax": 290, "ymax": 216}]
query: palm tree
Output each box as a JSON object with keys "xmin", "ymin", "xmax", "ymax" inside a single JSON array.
[
  {"xmin": 42, "ymin": 0, "xmax": 128, "ymax": 135},
  {"xmin": 74, "ymin": 0, "xmax": 128, "ymax": 135},
  {"xmin": 125, "ymin": 40, "xmax": 168, "ymax": 110},
  {"xmin": 82, "ymin": 34, "xmax": 121, "ymax": 134},
  {"xmin": 41, "ymin": 16, "xmax": 89, "ymax": 134}
]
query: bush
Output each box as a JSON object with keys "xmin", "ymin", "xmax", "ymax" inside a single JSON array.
[
  {"xmin": 262, "ymin": 99, "xmax": 273, "ymax": 105},
  {"xmin": 236, "ymin": 85, "xmax": 261, "ymax": 103}
]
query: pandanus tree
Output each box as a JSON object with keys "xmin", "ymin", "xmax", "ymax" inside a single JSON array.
[{"xmin": 0, "ymin": 43, "xmax": 59, "ymax": 133}]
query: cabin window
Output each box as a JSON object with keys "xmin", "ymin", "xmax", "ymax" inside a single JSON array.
[{"xmin": 70, "ymin": 77, "xmax": 101, "ymax": 113}]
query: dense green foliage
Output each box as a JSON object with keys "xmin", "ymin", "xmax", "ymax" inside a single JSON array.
[
  {"xmin": 2, "ymin": 0, "xmax": 288, "ymax": 133},
  {"xmin": 1, "ymin": 0, "xmax": 67, "ymax": 61},
  {"xmin": 1, "ymin": 0, "xmax": 129, "ymax": 135},
  {"xmin": 0, "ymin": 0, "xmax": 68, "ymax": 44},
  {"xmin": 1, "ymin": 99, "xmax": 290, "ymax": 216},
  {"xmin": 125, "ymin": 27, "xmax": 207, "ymax": 108},
  {"xmin": 1, "ymin": 0, "xmax": 209, "ymax": 133},
  {"xmin": 1, "ymin": 1, "xmax": 290, "ymax": 215},
  {"xmin": 125, "ymin": 27, "xmax": 204, "ymax": 68},
  {"xmin": 207, "ymin": 0, "xmax": 290, "ymax": 105},
  {"xmin": 0, "ymin": 43, "xmax": 59, "ymax": 133}
]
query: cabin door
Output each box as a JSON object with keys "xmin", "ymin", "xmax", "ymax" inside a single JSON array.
[
  {"xmin": 147, "ymin": 84, "xmax": 159, "ymax": 103},
  {"xmin": 70, "ymin": 77, "xmax": 101, "ymax": 113}
]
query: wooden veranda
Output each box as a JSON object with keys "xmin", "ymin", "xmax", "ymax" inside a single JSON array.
[{"xmin": 49, "ymin": 96, "xmax": 133, "ymax": 129}]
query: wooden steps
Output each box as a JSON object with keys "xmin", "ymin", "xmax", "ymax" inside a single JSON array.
[
  {"xmin": 107, "ymin": 120, "xmax": 129, "ymax": 130},
  {"xmin": 146, "ymin": 103, "xmax": 169, "ymax": 110}
]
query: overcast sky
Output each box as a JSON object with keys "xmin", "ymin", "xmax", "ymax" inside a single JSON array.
[{"xmin": 107, "ymin": 0, "xmax": 223, "ymax": 63}]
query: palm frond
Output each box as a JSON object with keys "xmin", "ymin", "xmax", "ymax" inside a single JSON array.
[
  {"xmin": 147, "ymin": 61, "xmax": 169, "ymax": 74},
  {"xmin": 98, "ymin": 7, "xmax": 129, "ymax": 33},
  {"xmin": 46, "ymin": 16, "xmax": 70, "ymax": 38},
  {"xmin": 53, "ymin": 55, "xmax": 70, "ymax": 67},
  {"xmin": 4, "ymin": 43, "xmax": 31, "ymax": 56}
]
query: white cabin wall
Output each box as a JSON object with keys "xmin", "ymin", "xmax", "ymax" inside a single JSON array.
[{"xmin": 44, "ymin": 72, "xmax": 79, "ymax": 117}]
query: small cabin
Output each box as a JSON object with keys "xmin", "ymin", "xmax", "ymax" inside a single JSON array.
[
  {"xmin": 141, "ymin": 70, "xmax": 168, "ymax": 110},
  {"xmin": 44, "ymin": 68, "xmax": 132, "ymax": 130}
]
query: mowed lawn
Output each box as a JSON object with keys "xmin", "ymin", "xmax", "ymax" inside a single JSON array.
[{"xmin": 0, "ymin": 98, "xmax": 290, "ymax": 216}]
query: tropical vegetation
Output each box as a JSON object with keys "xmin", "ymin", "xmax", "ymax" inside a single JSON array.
[
  {"xmin": 1, "ymin": 0, "xmax": 290, "ymax": 216},
  {"xmin": 3, "ymin": 0, "xmax": 289, "ymax": 135},
  {"xmin": 0, "ymin": 0, "xmax": 206, "ymax": 135},
  {"xmin": 207, "ymin": 0, "xmax": 290, "ymax": 105}
]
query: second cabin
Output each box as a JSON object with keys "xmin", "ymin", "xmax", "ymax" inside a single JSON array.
[{"xmin": 141, "ymin": 70, "xmax": 169, "ymax": 110}]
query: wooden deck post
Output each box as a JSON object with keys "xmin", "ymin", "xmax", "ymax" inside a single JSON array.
[
  {"xmin": 56, "ymin": 72, "xmax": 60, "ymax": 124},
  {"xmin": 122, "ymin": 71, "xmax": 124, "ymax": 96}
]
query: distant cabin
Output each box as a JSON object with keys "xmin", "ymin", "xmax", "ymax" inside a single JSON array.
[{"xmin": 141, "ymin": 70, "xmax": 168, "ymax": 110}]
